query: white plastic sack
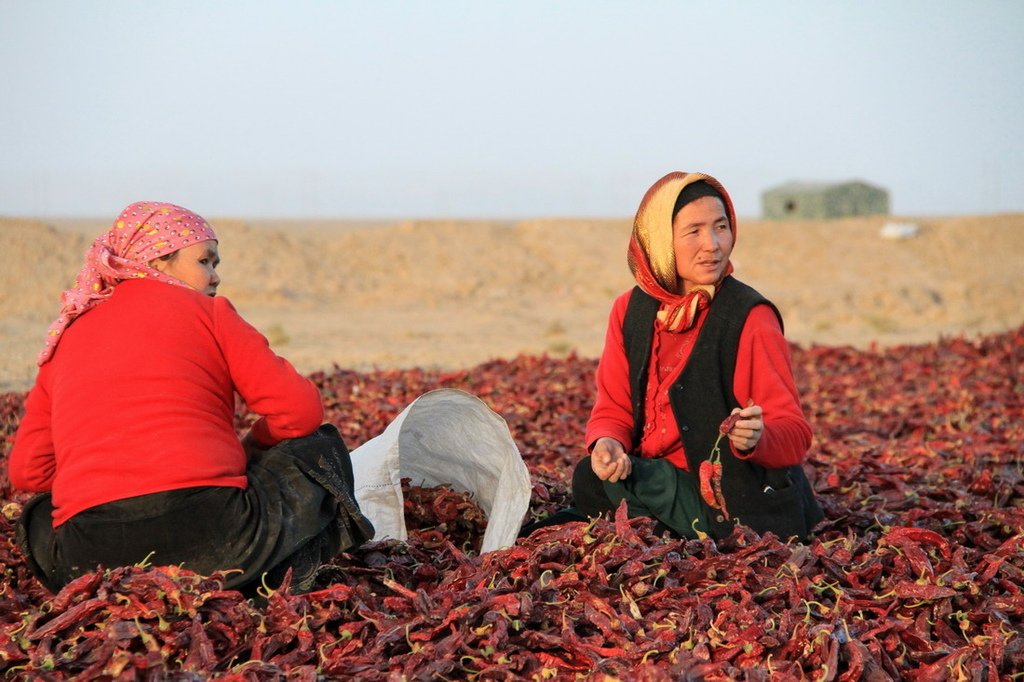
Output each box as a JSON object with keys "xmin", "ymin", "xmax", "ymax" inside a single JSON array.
[{"xmin": 349, "ymin": 388, "xmax": 532, "ymax": 553}]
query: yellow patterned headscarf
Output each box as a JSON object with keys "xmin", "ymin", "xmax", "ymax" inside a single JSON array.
[{"xmin": 627, "ymin": 171, "xmax": 737, "ymax": 331}]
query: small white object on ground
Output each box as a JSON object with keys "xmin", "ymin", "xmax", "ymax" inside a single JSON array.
[{"xmin": 880, "ymin": 222, "xmax": 920, "ymax": 239}]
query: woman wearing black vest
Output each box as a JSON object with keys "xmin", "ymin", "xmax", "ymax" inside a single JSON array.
[{"xmin": 526, "ymin": 172, "xmax": 822, "ymax": 542}]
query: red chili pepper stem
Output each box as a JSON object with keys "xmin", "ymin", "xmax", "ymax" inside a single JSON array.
[{"xmin": 710, "ymin": 433, "xmax": 726, "ymax": 463}]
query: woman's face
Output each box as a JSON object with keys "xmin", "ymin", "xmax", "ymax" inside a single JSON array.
[
  {"xmin": 672, "ymin": 196, "xmax": 734, "ymax": 294},
  {"xmin": 150, "ymin": 240, "xmax": 221, "ymax": 296}
]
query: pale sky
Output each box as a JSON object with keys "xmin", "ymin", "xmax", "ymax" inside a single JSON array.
[{"xmin": 1, "ymin": 1, "xmax": 1021, "ymax": 219}]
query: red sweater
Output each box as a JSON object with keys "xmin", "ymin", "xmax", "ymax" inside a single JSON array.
[
  {"xmin": 10, "ymin": 279, "xmax": 324, "ymax": 527},
  {"xmin": 585, "ymin": 289, "xmax": 811, "ymax": 470}
]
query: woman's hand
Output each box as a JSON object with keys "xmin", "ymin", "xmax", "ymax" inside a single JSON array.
[
  {"xmin": 728, "ymin": 403, "xmax": 764, "ymax": 453},
  {"xmin": 591, "ymin": 437, "xmax": 632, "ymax": 482}
]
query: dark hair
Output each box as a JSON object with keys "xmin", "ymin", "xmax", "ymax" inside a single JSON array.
[{"xmin": 672, "ymin": 181, "xmax": 724, "ymax": 219}]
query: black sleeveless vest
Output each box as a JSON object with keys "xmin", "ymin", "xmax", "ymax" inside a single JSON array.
[{"xmin": 622, "ymin": 276, "xmax": 823, "ymax": 541}]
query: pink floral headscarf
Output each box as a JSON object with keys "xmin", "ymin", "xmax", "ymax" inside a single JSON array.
[{"xmin": 38, "ymin": 201, "xmax": 218, "ymax": 365}]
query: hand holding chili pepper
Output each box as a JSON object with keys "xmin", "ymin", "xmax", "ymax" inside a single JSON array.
[
  {"xmin": 725, "ymin": 402, "xmax": 763, "ymax": 453},
  {"xmin": 591, "ymin": 437, "xmax": 631, "ymax": 482}
]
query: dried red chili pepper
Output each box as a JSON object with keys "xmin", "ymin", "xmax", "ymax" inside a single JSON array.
[
  {"xmin": 699, "ymin": 413, "xmax": 736, "ymax": 519},
  {"xmin": 699, "ymin": 459, "xmax": 718, "ymax": 509},
  {"xmin": 27, "ymin": 597, "xmax": 109, "ymax": 640},
  {"xmin": 711, "ymin": 465, "xmax": 728, "ymax": 519},
  {"xmin": 719, "ymin": 412, "xmax": 741, "ymax": 435},
  {"xmin": 883, "ymin": 526, "xmax": 952, "ymax": 561},
  {"xmin": 891, "ymin": 580, "xmax": 957, "ymax": 600}
]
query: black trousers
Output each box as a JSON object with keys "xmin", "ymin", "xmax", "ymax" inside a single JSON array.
[
  {"xmin": 519, "ymin": 456, "xmax": 678, "ymax": 538},
  {"xmin": 17, "ymin": 424, "xmax": 374, "ymax": 596},
  {"xmin": 571, "ymin": 456, "xmax": 619, "ymax": 516}
]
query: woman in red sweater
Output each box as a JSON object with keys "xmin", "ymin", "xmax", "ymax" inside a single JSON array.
[
  {"xmin": 526, "ymin": 172, "xmax": 822, "ymax": 542},
  {"xmin": 10, "ymin": 201, "xmax": 373, "ymax": 594}
]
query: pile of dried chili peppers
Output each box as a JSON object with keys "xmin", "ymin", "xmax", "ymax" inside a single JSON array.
[{"xmin": 1, "ymin": 328, "xmax": 1022, "ymax": 680}]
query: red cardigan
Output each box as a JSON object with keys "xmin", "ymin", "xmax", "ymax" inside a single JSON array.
[
  {"xmin": 10, "ymin": 279, "xmax": 324, "ymax": 527},
  {"xmin": 585, "ymin": 289, "xmax": 812, "ymax": 471}
]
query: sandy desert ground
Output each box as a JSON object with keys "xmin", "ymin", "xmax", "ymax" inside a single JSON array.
[{"xmin": 2, "ymin": 212, "xmax": 1023, "ymax": 393}]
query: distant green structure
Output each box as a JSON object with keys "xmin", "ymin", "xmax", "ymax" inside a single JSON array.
[{"xmin": 762, "ymin": 180, "xmax": 889, "ymax": 219}]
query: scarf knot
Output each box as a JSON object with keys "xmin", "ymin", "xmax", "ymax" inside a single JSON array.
[{"xmin": 656, "ymin": 287, "xmax": 713, "ymax": 332}]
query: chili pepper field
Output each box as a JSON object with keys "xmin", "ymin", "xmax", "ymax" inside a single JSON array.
[{"xmin": 1, "ymin": 327, "xmax": 1022, "ymax": 681}]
